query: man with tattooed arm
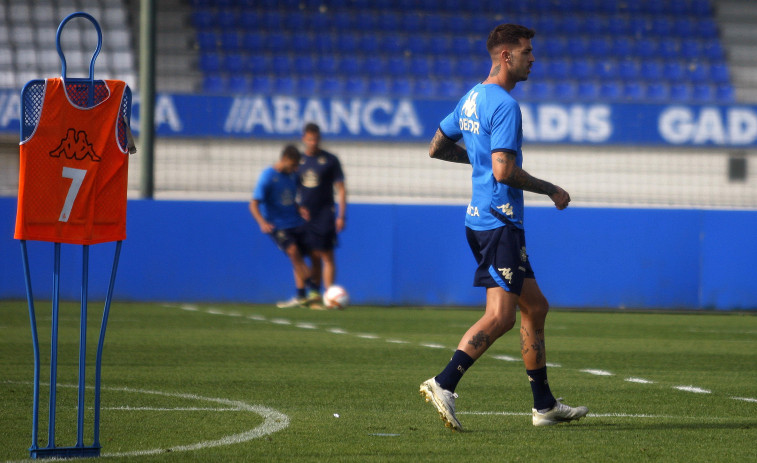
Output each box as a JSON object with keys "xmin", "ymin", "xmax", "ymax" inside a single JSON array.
[{"xmin": 420, "ymin": 24, "xmax": 588, "ymax": 431}]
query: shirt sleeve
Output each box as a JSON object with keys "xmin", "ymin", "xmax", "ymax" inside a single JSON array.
[
  {"xmin": 252, "ymin": 169, "xmax": 269, "ymax": 201},
  {"xmin": 331, "ymin": 155, "xmax": 345, "ymax": 183},
  {"xmin": 439, "ymin": 110, "xmax": 463, "ymax": 142},
  {"xmin": 490, "ymin": 99, "xmax": 520, "ymax": 153}
]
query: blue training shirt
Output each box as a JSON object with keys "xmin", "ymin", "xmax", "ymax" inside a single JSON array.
[
  {"xmin": 252, "ymin": 166, "xmax": 304, "ymax": 230},
  {"xmin": 439, "ymin": 83, "xmax": 525, "ymax": 231}
]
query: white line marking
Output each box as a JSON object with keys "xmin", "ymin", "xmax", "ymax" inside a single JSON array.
[
  {"xmin": 356, "ymin": 333, "xmax": 379, "ymax": 339},
  {"xmin": 546, "ymin": 362, "xmax": 562, "ymax": 368},
  {"xmin": 732, "ymin": 397, "xmax": 757, "ymax": 403},
  {"xmin": 3, "ymin": 381, "xmax": 290, "ymax": 459},
  {"xmin": 386, "ymin": 339, "xmax": 409, "ymax": 344},
  {"xmin": 104, "ymin": 406, "xmax": 245, "ymax": 412},
  {"xmin": 328, "ymin": 328, "xmax": 347, "ymax": 334},
  {"xmin": 491, "ymin": 354, "xmax": 519, "ymax": 362},
  {"xmin": 179, "ymin": 305, "xmax": 199, "ymax": 312},
  {"xmin": 247, "ymin": 314, "xmax": 266, "ymax": 321},
  {"xmin": 419, "ymin": 343, "xmax": 447, "ymax": 349},
  {"xmin": 674, "ymin": 385, "xmax": 711, "ymax": 394},
  {"xmin": 581, "ymin": 369, "xmax": 613, "ymax": 376},
  {"xmin": 296, "ymin": 323, "xmax": 317, "ymax": 329},
  {"xmin": 625, "ymin": 377, "xmax": 655, "ymax": 384},
  {"xmin": 270, "ymin": 318, "xmax": 292, "ymax": 325},
  {"xmin": 206, "ymin": 309, "xmax": 225, "ymax": 315},
  {"xmin": 459, "ymin": 411, "xmax": 727, "ymax": 420}
]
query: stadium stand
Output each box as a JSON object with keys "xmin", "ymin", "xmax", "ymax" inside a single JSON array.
[
  {"xmin": 0, "ymin": 0, "xmax": 751, "ymax": 103},
  {"xmin": 175, "ymin": 0, "xmax": 737, "ymax": 103}
]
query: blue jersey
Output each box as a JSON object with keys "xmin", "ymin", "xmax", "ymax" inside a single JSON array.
[
  {"xmin": 298, "ymin": 149, "xmax": 344, "ymax": 214},
  {"xmin": 439, "ymin": 83, "xmax": 524, "ymax": 230},
  {"xmin": 252, "ymin": 166, "xmax": 304, "ymax": 230}
]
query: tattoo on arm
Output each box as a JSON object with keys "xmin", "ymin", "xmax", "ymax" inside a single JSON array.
[
  {"xmin": 499, "ymin": 152, "xmax": 557, "ymax": 196},
  {"xmin": 468, "ymin": 330, "xmax": 492, "ymax": 350},
  {"xmin": 429, "ymin": 130, "xmax": 470, "ymax": 164}
]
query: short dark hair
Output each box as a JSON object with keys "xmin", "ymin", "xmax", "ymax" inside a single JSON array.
[
  {"xmin": 486, "ymin": 24, "xmax": 535, "ymax": 55},
  {"xmin": 281, "ymin": 144, "xmax": 301, "ymax": 162},
  {"xmin": 303, "ymin": 122, "xmax": 320, "ymax": 135}
]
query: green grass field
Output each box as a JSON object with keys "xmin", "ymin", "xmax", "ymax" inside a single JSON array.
[{"xmin": 1, "ymin": 300, "xmax": 755, "ymax": 462}]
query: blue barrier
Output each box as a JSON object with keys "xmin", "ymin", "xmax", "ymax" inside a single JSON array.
[
  {"xmin": 1, "ymin": 197, "xmax": 755, "ymax": 310},
  {"xmin": 2, "ymin": 90, "xmax": 757, "ymax": 146}
]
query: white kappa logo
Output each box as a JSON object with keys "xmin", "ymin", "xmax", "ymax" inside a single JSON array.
[{"xmin": 462, "ymin": 91, "xmax": 478, "ymax": 119}]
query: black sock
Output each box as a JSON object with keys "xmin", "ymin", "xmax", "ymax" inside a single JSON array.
[
  {"xmin": 435, "ymin": 350, "xmax": 475, "ymax": 392},
  {"xmin": 296, "ymin": 288, "xmax": 306, "ymax": 299},
  {"xmin": 305, "ymin": 279, "xmax": 318, "ymax": 292},
  {"xmin": 527, "ymin": 366, "xmax": 556, "ymax": 411}
]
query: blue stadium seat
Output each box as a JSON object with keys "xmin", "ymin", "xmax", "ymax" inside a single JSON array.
[
  {"xmin": 408, "ymin": 56, "xmax": 432, "ymax": 77},
  {"xmin": 539, "ymin": 37, "xmax": 567, "ymax": 58},
  {"xmin": 546, "ymin": 59, "xmax": 570, "ymax": 80},
  {"xmin": 199, "ymin": 53, "xmax": 221, "ymax": 73},
  {"xmin": 220, "ymin": 32, "xmax": 241, "ymax": 51},
  {"xmin": 391, "ymin": 78, "xmax": 414, "ymax": 97},
  {"xmin": 591, "ymin": 60, "xmax": 616, "ymax": 80},
  {"xmin": 335, "ymin": 32, "xmax": 359, "ymax": 54},
  {"xmin": 202, "ymin": 75, "xmax": 225, "ymax": 94},
  {"xmin": 250, "ymin": 75, "xmax": 273, "ymax": 95},
  {"xmin": 367, "ymin": 77, "xmax": 391, "ymax": 96},
  {"xmin": 406, "ymin": 35, "xmax": 431, "ymax": 55},
  {"xmin": 572, "ymin": 59, "xmax": 594, "ymax": 80},
  {"xmin": 623, "ymin": 81, "xmax": 644, "ymax": 101},
  {"xmin": 380, "ymin": 35, "xmax": 407, "ymax": 55},
  {"xmin": 317, "ymin": 55, "xmax": 339, "ymax": 75},
  {"xmin": 376, "ymin": 11, "xmax": 402, "ymax": 31},
  {"xmin": 651, "ymin": 18, "xmax": 672, "ymax": 36},
  {"xmin": 669, "ymin": 83, "xmax": 692, "ymax": 101},
  {"xmin": 313, "ymin": 33, "xmax": 335, "ymax": 53},
  {"xmin": 560, "ymin": 15, "xmax": 583, "ymax": 35},
  {"xmin": 709, "ymin": 63, "xmax": 730, "ymax": 84},
  {"xmin": 263, "ymin": 11, "xmax": 284, "ymax": 30},
  {"xmin": 353, "ymin": 11, "xmax": 378, "ymax": 31},
  {"xmin": 437, "ymin": 79, "xmax": 465, "ymax": 98},
  {"xmin": 216, "ymin": 10, "xmax": 237, "ymax": 29},
  {"xmin": 332, "ymin": 11, "xmax": 354, "ymax": 30},
  {"xmin": 576, "ymin": 81, "xmax": 599, "ymax": 100},
  {"xmin": 401, "ymin": 12, "xmax": 423, "ymax": 31},
  {"xmin": 657, "ymin": 40, "xmax": 680, "ymax": 59},
  {"xmin": 634, "ymin": 38, "xmax": 659, "ymax": 59},
  {"xmin": 640, "ymin": 60, "xmax": 664, "ymax": 81},
  {"xmin": 239, "ymin": 11, "xmax": 260, "ymax": 29},
  {"xmin": 308, "ymin": 12, "xmax": 330, "ymax": 30},
  {"xmin": 223, "ymin": 53, "xmax": 244, "ymax": 73},
  {"xmin": 691, "ymin": 0, "xmax": 713, "ymax": 16},
  {"xmin": 359, "ymin": 34, "xmax": 380, "ymax": 54},
  {"xmin": 414, "ymin": 79, "xmax": 437, "ymax": 99},
  {"xmin": 294, "ymin": 54, "xmax": 316, "ymax": 76},
  {"xmin": 645, "ymin": 82, "xmax": 670, "ymax": 102},
  {"xmin": 692, "ymin": 83, "xmax": 715, "ymax": 103},
  {"xmin": 191, "ymin": 10, "xmax": 214, "ymax": 29},
  {"xmin": 298, "ymin": 76, "xmax": 318, "ymax": 95},
  {"xmin": 716, "ymin": 84, "xmax": 735, "ymax": 103},
  {"xmin": 697, "ymin": 18, "xmax": 719, "ymax": 39},
  {"xmin": 702, "ymin": 41, "xmax": 725, "ymax": 60},
  {"xmin": 686, "ymin": 63, "xmax": 709, "ymax": 84},
  {"xmin": 456, "ymin": 56, "xmax": 484, "ymax": 80},
  {"xmin": 267, "ymin": 32, "xmax": 291, "ymax": 53},
  {"xmin": 320, "ymin": 76, "xmax": 344, "ymax": 96},
  {"xmin": 617, "ymin": 59, "xmax": 640, "ymax": 80},
  {"xmin": 361, "ymin": 56, "xmax": 386, "ymax": 76},
  {"xmin": 526, "ymin": 81, "xmax": 553, "ymax": 101},
  {"xmin": 566, "ymin": 37, "xmax": 590, "ymax": 55},
  {"xmin": 608, "ymin": 16, "xmax": 631, "ymax": 35},
  {"xmin": 242, "ymin": 32, "xmax": 265, "ymax": 52},
  {"xmin": 433, "ymin": 57, "xmax": 454, "ymax": 76},
  {"xmin": 196, "ymin": 31, "xmax": 218, "ymax": 51},
  {"xmin": 552, "ymin": 80, "xmax": 577, "ymax": 101},
  {"xmin": 339, "ymin": 55, "xmax": 361, "ymax": 75},
  {"xmin": 590, "ymin": 37, "xmax": 612, "ymax": 58},
  {"xmin": 275, "ymin": 76, "xmax": 297, "ymax": 95},
  {"xmin": 227, "ymin": 75, "xmax": 249, "ymax": 94},
  {"xmin": 673, "ymin": 18, "xmax": 696, "ymax": 38},
  {"xmin": 288, "ymin": 11, "xmax": 307, "ymax": 30},
  {"xmin": 611, "ymin": 37, "xmax": 633, "ymax": 57},
  {"xmin": 271, "ymin": 55, "xmax": 292, "ymax": 74},
  {"xmin": 384, "ymin": 55, "xmax": 409, "ymax": 77},
  {"xmin": 344, "ymin": 76, "xmax": 367, "ymax": 96},
  {"xmin": 599, "ymin": 81, "xmax": 623, "ymax": 100},
  {"xmin": 664, "ymin": 61, "xmax": 687, "ymax": 82},
  {"xmin": 583, "ymin": 16, "xmax": 607, "ymax": 35},
  {"xmin": 245, "ymin": 54, "xmax": 268, "ymax": 74},
  {"xmin": 680, "ymin": 39, "xmax": 703, "ymax": 60}
]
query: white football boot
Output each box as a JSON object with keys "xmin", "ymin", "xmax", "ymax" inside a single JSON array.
[
  {"xmin": 419, "ymin": 377, "xmax": 463, "ymax": 432},
  {"xmin": 532, "ymin": 398, "xmax": 589, "ymax": 426},
  {"xmin": 275, "ymin": 296, "xmax": 306, "ymax": 308}
]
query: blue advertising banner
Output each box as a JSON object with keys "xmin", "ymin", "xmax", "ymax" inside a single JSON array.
[{"xmin": 2, "ymin": 89, "xmax": 757, "ymax": 146}]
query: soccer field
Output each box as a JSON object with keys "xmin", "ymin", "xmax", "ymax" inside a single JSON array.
[{"xmin": 1, "ymin": 301, "xmax": 755, "ymax": 462}]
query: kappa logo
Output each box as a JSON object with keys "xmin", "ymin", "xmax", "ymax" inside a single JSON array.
[
  {"xmin": 498, "ymin": 267, "xmax": 513, "ymax": 284},
  {"xmin": 462, "ymin": 91, "xmax": 478, "ymax": 118},
  {"xmin": 49, "ymin": 128, "xmax": 100, "ymax": 161}
]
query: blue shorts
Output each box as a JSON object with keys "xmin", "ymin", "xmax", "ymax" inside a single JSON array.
[
  {"xmin": 465, "ymin": 223, "xmax": 535, "ymax": 295},
  {"xmin": 304, "ymin": 208, "xmax": 338, "ymax": 252},
  {"xmin": 270, "ymin": 226, "xmax": 308, "ymax": 255}
]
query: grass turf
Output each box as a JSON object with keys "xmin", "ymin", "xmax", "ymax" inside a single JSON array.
[{"xmin": 1, "ymin": 300, "xmax": 755, "ymax": 462}]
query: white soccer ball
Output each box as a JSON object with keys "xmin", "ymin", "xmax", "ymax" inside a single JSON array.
[{"xmin": 323, "ymin": 285, "xmax": 349, "ymax": 310}]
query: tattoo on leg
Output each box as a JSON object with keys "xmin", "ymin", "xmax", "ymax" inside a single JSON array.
[
  {"xmin": 468, "ymin": 330, "xmax": 492, "ymax": 350},
  {"xmin": 520, "ymin": 326, "xmax": 529, "ymax": 357},
  {"xmin": 530, "ymin": 329, "xmax": 546, "ymax": 365}
]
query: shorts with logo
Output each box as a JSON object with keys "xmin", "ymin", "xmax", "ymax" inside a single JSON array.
[
  {"xmin": 304, "ymin": 207, "xmax": 338, "ymax": 252},
  {"xmin": 465, "ymin": 222, "xmax": 535, "ymax": 295},
  {"xmin": 270, "ymin": 226, "xmax": 309, "ymax": 256}
]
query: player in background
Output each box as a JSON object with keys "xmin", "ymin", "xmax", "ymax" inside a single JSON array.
[
  {"xmin": 250, "ymin": 144, "xmax": 320, "ymax": 308},
  {"xmin": 419, "ymin": 24, "xmax": 588, "ymax": 431},
  {"xmin": 298, "ymin": 122, "xmax": 347, "ymax": 302}
]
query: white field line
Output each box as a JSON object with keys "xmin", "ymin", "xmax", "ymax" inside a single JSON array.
[
  {"xmin": 459, "ymin": 411, "xmax": 731, "ymax": 420},
  {"xmin": 168, "ymin": 305, "xmax": 755, "ymax": 406},
  {"xmin": 3, "ymin": 381, "xmax": 290, "ymax": 459}
]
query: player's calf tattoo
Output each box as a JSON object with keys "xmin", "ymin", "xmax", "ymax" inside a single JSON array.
[
  {"xmin": 520, "ymin": 326, "xmax": 529, "ymax": 357},
  {"xmin": 468, "ymin": 330, "xmax": 492, "ymax": 350}
]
